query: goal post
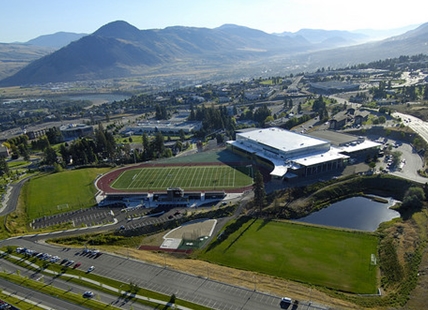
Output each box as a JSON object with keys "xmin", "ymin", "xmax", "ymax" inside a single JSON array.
[
  {"xmin": 57, "ymin": 203, "xmax": 69, "ymax": 211},
  {"xmin": 370, "ymin": 254, "xmax": 377, "ymax": 265}
]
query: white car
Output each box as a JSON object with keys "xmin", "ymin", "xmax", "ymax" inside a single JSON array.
[
  {"xmin": 87, "ymin": 266, "xmax": 95, "ymax": 273},
  {"xmin": 281, "ymin": 297, "xmax": 292, "ymax": 303}
]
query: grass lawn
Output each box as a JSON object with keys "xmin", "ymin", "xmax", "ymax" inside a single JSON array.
[
  {"xmin": 23, "ymin": 168, "xmax": 111, "ymax": 220},
  {"xmin": 111, "ymin": 165, "xmax": 252, "ymax": 191},
  {"xmin": 200, "ymin": 219, "xmax": 378, "ymax": 294}
]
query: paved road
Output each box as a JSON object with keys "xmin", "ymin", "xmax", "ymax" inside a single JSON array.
[
  {"xmin": 0, "ymin": 237, "xmax": 325, "ymax": 310},
  {"xmin": 0, "ymin": 257, "xmax": 155, "ymax": 310},
  {"xmin": 0, "ymin": 272, "xmax": 86, "ymax": 310},
  {"xmin": 395, "ymin": 112, "xmax": 428, "ymax": 144},
  {"xmin": 0, "ymin": 177, "xmax": 28, "ymax": 216}
]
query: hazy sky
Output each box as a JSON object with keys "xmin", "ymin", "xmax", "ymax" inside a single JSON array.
[{"xmin": 1, "ymin": 0, "xmax": 427, "ymax": 43}]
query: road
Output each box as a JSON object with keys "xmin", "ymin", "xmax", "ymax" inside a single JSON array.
[
  {"xmin": 0, "ymin": 236, "xmax": 326, "ymax": 310},
  {"xmin": 0, "ymin": 177, "xmax": 28, "ymax": 216},
  {"xmin": 0, "ymin": 254, "xmax": 155, "ymax": 310},
  {"xmin": 395, "ymin": 112, "xmax": 428, "ymax": 144},
  {"xmin": 0, "ymin": 266, "xmax": 86, "ymax": 310}
]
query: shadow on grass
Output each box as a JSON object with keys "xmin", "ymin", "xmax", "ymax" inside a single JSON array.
[
  {"xmin": 256, "ymin": 218, "xmax": 271, "ymax": 231},
  {"xmin": 223, "ymin": 218, "xmax": 257, "ymax": 253},
  {"xmin": 205, "ymin": 216, "xmax": 253, "ymax": 252}
]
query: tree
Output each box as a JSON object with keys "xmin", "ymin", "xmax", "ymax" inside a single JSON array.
[
  {"xmin": 152, "ymin": 131, "xmax": 165, "ymax": 158},
  {"xmin": 378, "ymin": 116, "xmax": 386, "ymax": 124},
  {"xmin": 45, "ymin": 127, "xmax": 63, "ymax": 144},
  {"xmin": 0, "ymin": 156, "xmax": 9, "ymax": 176},
  {"xmin": 253, "ymin": 104, "xmax": 271, "ymax": 126},
  {"xmin": 253, "ymin": 169, "xmax": 266, "ymax": 216},
  {"xmin": 424, "ymin": 85, "xmax": 428, "ymax": 100},
  {"xmin": 43, "ymin": 146, "xmax": 58, "ymax": 165},
  {"xmin": 402, "ymin": 187, "xmax": 425, "ymax": 210},
  {"xmin": 179, "ymin": 129, "xmax": 186, "ymax": 142},
  {"xmin": 18, "ymin": 143, "xmax": 30, "ymax": 161}
]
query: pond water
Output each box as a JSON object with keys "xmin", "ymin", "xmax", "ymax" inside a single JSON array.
[
  {"xmin": 58, "ymin": 94, "xmax": 130, "ymax": 104},
  {"xmin": 295, "ymin": 196, "xmax": 400, "ymax": 232}
]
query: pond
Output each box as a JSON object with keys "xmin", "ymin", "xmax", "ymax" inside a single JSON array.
[
  {"xmin": 295, "ymin": 196, "xmax": 400, "ymax": 232},
  {"xmin": 58, "ymin": 94, "xmax": 130, "ymax": 105}
]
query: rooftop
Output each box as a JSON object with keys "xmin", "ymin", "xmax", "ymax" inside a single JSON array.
[{"xmin": 237, "ymin": 127, "xmax": 329, "ymax": 153}]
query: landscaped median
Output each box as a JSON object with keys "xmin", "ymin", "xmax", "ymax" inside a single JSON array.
[{"xmin": 0, "ymin": 249, "xmax": 210, "ymax": 310}]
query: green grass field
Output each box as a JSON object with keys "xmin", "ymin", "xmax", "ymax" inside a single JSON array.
[
  {"xmin": 111, "ymin": 165, "xmax": 253, "ymax": 191},
  {"xmin": 23, "ymin": 168, "xmax": 111, "ymax": 220},
  {"xmin": 200, "ymin": 219, "xmax": 378, "ymax": 293}
]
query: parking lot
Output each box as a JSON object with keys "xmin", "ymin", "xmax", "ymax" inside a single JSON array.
[{"xmin": 30, "ymin": 206, "xmax": 116, "ymax": 230}]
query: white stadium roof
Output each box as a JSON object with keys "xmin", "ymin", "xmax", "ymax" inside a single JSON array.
[{"xmin": 237, "ymin": 127, "xmax": 329, "ymax": 152}]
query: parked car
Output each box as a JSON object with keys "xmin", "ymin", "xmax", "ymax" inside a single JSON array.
[
  {"xmin": 87, "ymin": 265, "xmax": 95, "ymax": 273},
  {"xmin": 82, "ymin": 291, "xmax": 94, "ymax": 298},
  {"xmin": 73, "ymin": 262, "xmax": 81, "ymax": 269}
]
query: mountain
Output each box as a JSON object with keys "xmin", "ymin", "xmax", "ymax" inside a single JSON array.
[
  {"xmin": 296, "ymin": 22, "xmax": 428, "ymax": 69},
  {"xmin": 276, "ymin": 29, "xmax": 368, "ymax": 47},
  {"xmin": 354, "ymin": 24, "xmax": 422, "ymax": 41},
  {"xmin": 0, "ymin": 21, "xmax": 313, "ymax": 86},
  {"xmin": 25, "ymin": 31, "xmax": 87, "ymax": 48},
  {"xmin": 0, "ymin": 43, "xmax": 54, "ymax": 81},
  {"xmin": 0, "ymin": 20, "xmax": 427, "ymax": 86}
]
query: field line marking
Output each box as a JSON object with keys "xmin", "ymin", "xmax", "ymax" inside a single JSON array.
[
  {"xmin": 160, "ymin": 167, "xmax": 173, "ymax": 188},
  {"xmin": 128, "ymin": 168, "xmax": 144, "ymax": 189},
  {"xmin": 232, "ymin": 167, "xmax": 236, "ymax": 187},
  {"xmin": 198, "ymin": 166, "xmax": 206, "ymax": 188},
  {"xmin": 183, "ymin": 166, "xmax": 193, "ymax": 187},
  {"xmin": 190, "ymin": 166, "xmax": 199, "ymax": 188}
]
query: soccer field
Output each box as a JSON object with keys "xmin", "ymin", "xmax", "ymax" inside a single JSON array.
[
  {"xmin": 201, "ymin": 219, "xmax": 378, "ymax": 294},
  {"xmin": 110, "ymin": 165, "xmax": 253, "ymax": 191}
]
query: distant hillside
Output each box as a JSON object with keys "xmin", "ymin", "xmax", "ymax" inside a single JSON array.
[
  {"xmin": 0, "ymin": 20, "xmax": 426, "ymax": 86},
  {"xmin": 0, "ymin": 21, "xmax": 313, "ymax": 86},
  {"xmin": 354, "ymin": 24, "xmax": 422, "ymax": 41},
  {"xmin": 25, "ymin": 31, "xmax": 87, "ymax": 48},
  {"xmin": 276, "ymin": 29, "xmax": 368, "ymax": 47},
  {"xmin": 0, "ymin": 43, "xmax": 54, "ymax": 81},
  {"xmin": 295, "ymin": 22, "xmax": 428, "ymax": 69}
]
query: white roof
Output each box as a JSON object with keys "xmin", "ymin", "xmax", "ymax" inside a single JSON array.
[
  {"xmin": 227, "ymin": 139, "xmax": 347, "ymax": 177},
  {"xmin": 339, "ymin": 140, "xmax": 381, "ymax": 153},
  {"xmin": 292, "ymin": 147, "xmax": 349, "ymax": 166},
  {"xmin": 237, "ymin": 127, "xmax": 328, "ymax": 152}
]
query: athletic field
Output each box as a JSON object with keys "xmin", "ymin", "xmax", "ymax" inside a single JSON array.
[
  {"xmin": 110, "ymin": 164, "xmax": 253, "ymax": 191},
  {"xmin": 201, "ymin": 218, "xmax": 378, "ymax": 294}
]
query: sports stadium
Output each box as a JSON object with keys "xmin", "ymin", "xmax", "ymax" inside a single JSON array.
[
  {"xmin": 96, "ymin": 127, "xmax": 380, "ymax": 207},
  {"xmin": 95, "ymin": 148, "xmax": 257, "ymax": 208}
]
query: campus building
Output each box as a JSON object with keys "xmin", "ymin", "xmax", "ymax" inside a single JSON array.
[
  {"xmin": 227, "ymin": 127, "xmax": 380, "ymax": 180},
  {"xmin": 122, "ymin": 120, "xmax": 202, "ymax": 136},
  {"xmin": 60, "ymin": 123, "xmax": 94, "ymax": 141}
]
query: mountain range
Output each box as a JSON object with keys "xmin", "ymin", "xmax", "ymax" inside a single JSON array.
[
  {"xmin": 0, "ymin": 20, "xmax": 427, "ymax": 86},
  {"xmin": 26, "ymin": 32, "xmax": 87, "ymax": 49}
]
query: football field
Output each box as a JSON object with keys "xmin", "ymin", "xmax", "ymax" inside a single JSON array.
[{"xmin": 110, "ymin": 165, "xmax": 253, "ymax": 191}]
